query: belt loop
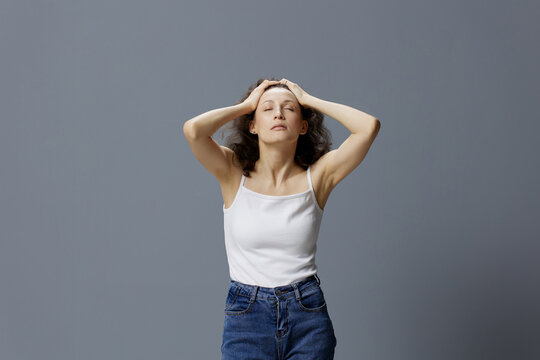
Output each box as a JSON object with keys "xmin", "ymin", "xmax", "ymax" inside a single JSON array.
[
  {"xmin": 250, "ymin": 286, "xmax": 259, "ymax": 303},
  {"xmin": 291, "ymin": 282, "xmax": 301, "ymax": 300},
  {"xmin": 314, "ymin": 273, "xmax": 321, "ymax": 285}
]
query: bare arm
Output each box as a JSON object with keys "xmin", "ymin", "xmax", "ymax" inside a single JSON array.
[
  {"xmin": 183, "ymin": 102, "xmax": 251, "ymax": 140},
  {"xmin": 183, "ymin": 102, "xmax": 251, "ymax": 180},
  {"xmin": 304, "ymin": 94, "xmax": 380, "ymax": 189}
]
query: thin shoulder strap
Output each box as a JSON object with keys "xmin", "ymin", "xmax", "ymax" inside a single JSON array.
[
  {"xmin": 240, "ymin": 173, "xmax": 246, "ymax": 188},
  {"xmin": 307, "ymin": 166, "xmax": 314, "ymax": 191}
]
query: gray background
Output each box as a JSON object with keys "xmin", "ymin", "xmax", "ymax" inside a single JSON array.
[{"xmin": 1, "ymin": 0, "xmax": 539, "ymax": 359}]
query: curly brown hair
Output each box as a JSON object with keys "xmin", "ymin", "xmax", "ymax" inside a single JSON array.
[{"xmin": 224, "ymin": 77, "xmax": 332, "ymax": 177}]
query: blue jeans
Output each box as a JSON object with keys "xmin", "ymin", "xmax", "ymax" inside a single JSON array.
[{"xmin": 221, "ymin": 274, "xmax": 337, "ymax": 359}]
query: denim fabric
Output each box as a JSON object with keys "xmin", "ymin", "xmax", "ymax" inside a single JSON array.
[{"xmin": 221, "ymin": 274, "xmax": 337, "ymax": 360}]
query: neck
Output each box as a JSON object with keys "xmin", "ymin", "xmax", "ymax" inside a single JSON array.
[{"xmin": 255, "ymin": 141, "xmax": 299, "ymax": 187}]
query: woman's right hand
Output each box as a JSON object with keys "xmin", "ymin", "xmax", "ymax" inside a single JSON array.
[{"xmin": 242, "ymin": 80, "xmax": 280, "ymax": 112}]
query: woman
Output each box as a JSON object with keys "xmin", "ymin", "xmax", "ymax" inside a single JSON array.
[{"xmin": 183, "ymin": 77, "xmax": 380, "ymax": 359}]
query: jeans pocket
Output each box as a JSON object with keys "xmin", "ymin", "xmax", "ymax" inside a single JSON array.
[
  {"xmin": 224, "ymin": 287, "xmax": 238, "ymax": 310},
  {"xmin": 296, "ymin": 283, "xmax": 327, "ymax": 312},
  {"xmin": 224, "ymin": 287, "xmax": 253, "ymax": 315}
]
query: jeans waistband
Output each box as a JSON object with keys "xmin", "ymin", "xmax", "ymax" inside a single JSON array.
[{"xmin": 229, "ymin": 274, "xmax": 321, "ymax": 301}]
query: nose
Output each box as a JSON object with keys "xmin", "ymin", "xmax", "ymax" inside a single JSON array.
[{"xmin": 274, "ymin": 109, "xmax": 284, "ymax": 119}]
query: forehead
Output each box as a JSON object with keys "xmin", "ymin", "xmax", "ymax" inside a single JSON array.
[{"xmin": 259, "ymin": 87, "xmax": 297, "ymax": 104}]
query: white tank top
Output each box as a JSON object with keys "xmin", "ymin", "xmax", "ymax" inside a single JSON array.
[{"xmin": 223, "ymin": 166, "xmax": 324, "ymax": 287}]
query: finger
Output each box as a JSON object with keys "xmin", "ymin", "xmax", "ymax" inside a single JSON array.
[
  {"xmin": 281, "ymin": 79, "xmax": 293, "ymax": 87},
  {"xmin": 261, "ymin": 80, "xmax": 279, "ymax": 90}
]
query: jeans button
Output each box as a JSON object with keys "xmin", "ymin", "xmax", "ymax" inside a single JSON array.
[{"xmin": 275, "ymin": 289, "xmax": 281, "ymax": 296}]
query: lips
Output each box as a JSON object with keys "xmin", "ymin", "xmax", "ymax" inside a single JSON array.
[{"xmin": 271, "ymin": 124, "xmax": 287, "ymax": 130}]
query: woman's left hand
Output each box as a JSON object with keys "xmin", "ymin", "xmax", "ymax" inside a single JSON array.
[{"xmin": 280, "ymin": 78, "xmax": 311, "ymax": 107}]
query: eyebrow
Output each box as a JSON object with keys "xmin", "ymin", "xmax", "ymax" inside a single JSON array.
[{"xmin": 262, "ymin": 100, "xmax": 296, "ymax": 105}]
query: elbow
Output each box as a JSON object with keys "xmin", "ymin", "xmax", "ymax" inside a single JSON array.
[
  {"xmin": 362, "ymin": 118, "xmax": 380, "ymax": 134},
  {"xmin": 372, "ymin": 118, "xmax": 381, "ymax": 134},
  {"xmin": 183, "ymin": 119, "xmax": 198, "ymax": 141},
  {"xmin": 368, "ymin": 118, "xmax": 380, "ymax": 139}
]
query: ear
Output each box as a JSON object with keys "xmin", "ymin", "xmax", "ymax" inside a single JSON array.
[
  {"xmin": 249, "ymin": 120, "xmax": 256, "ymax": 134},
  {"xmin": 300, "ymin": 120, "xmax": 308, "ymax": 135}
]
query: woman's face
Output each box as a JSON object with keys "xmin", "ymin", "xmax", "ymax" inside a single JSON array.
[{"xmin": 250, "ymin": 87, "xmax": 307, "ymax": 144}]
